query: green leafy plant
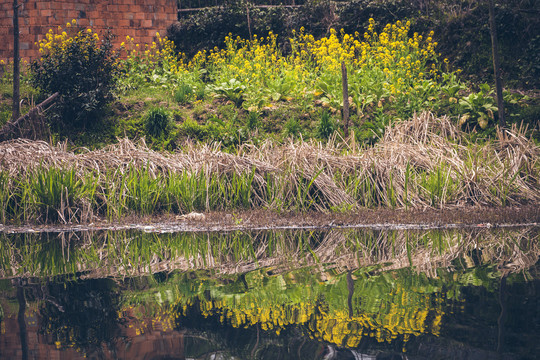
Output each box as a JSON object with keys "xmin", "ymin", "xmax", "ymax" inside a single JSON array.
[
  {"xmin": 458, "ymin": 84, "xmax": 498, "ymax": 130},
  {"xmin": 211, "ymin": 78, "xmax": 246, "ymax": 107}
]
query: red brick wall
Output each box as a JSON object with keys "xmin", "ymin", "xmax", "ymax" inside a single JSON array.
[{"xmin": 0, "ymin": 0, "xmax": 178, "ymax": 62}]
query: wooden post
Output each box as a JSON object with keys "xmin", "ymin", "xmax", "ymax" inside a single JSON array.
[
  {"xmin": 12, "ymin": 0, "xmax": 20, "ymax": 121},
  {"xmin": 16, "ymin": 281, "xmax": 29, "ymax": 360},
  {"xmin": 246, "ymin": 1, "xmax": 253, "ymax": 41},
  {"xmin": 488, "ymin": 0, "xmax": 505, "ymax": 128},
  {"xmin": 341, "ymin": 61, "xmax": 350, "ymax": 138}
]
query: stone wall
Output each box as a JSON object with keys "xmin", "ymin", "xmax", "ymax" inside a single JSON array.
[{"xmin": 0, "ymin": 0, "xmax": 178, "ymax": 61}]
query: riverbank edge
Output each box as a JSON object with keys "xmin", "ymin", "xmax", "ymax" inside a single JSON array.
[{"xmin": 1, "ymin": 205, "xmax": 538, "ymax": 234}]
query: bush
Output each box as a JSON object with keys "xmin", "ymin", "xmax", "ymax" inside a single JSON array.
[
  {"xmin": 145, "ymin": 107, "xmax": 171, "ymax": 138},
  {"xmin": 30, "ymin": 22, "xmax": 121, "ymax": 129}
]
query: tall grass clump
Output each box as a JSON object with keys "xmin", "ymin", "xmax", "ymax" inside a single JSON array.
[
  {"xmin": 316, "ymin": 111, "xmax": 336, "ymax": 140},
  {"xmin": 144, "ymin": 107, "xmax": 171, "ymax": 138},
  {"xmin": 30, "ymin": 166, "xmax": 97, "ymax": 223}
]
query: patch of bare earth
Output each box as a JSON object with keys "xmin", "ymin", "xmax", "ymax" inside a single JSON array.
[
  {"xmin": 123, "ymin": 205, "xmax": 540, "ymax": 230},
  {"xmin": 3, "ymin": 205, "xmax": 537, "ymax": 234}
]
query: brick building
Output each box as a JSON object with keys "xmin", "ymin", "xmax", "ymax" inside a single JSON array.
[
  {"xmin": 0, "ymin": 312, "xmax": 187, "ymax": 359},
  {"xmin": 0, "ymin": 0, "xmax": 178, "ymax": 61}
]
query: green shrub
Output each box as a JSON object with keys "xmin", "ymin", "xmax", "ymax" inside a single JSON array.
[
  {"xmin": 29, "ymin": 24, "xmax": 121, "ymax": 130},
  {"xmin": 145, "ymin": 107, "xmax": 170, "ymax": 138}
]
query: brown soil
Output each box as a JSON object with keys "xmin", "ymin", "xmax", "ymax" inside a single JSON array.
[
  {"xmin": 2, "ymin": 205, "xmax": 538, "ymax": 233},
  {"xmin": 161, "ymin": 205, "xmax": 540, "ymax": 230}
]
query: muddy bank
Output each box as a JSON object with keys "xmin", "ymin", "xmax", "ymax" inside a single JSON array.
[{"xmin": 1, "ymin": 205, "xmax": 539, "ymax": 234}]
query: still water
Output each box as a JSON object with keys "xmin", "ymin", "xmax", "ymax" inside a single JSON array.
[{"xmin": 0, "ymin": 227, "xmax": 538, "ymax": 359}]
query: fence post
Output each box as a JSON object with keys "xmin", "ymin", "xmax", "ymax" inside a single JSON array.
[
  {"xmin": 488, "ymin": 0, "xmax": 505, "ymax": 128},
  {"xmin": 12, "ymin": 0, "xmax": 20, "ymax": 121},
  {"xmin": 246, "ymin": 1, "xmax": 253, "ymax": 41},
  {"xmin": 341, "ymin": 61, "xmax": 350, "ymax": 138}
]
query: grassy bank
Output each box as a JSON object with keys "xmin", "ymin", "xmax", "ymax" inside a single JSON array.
[
  {"xmin": 0, "ymin": 112, "xmax": 538, "ymax": 225},
  {"xmin": 2, "ymin": 16, "xmax": 538, "ymax": 150}
]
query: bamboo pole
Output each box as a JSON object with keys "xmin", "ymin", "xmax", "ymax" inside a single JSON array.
[
  {"xmin": 0, "ymin": 92, "xmax": 59, "ymax": 142},
  {"xmin": 12, "ymin": 0, "xmax": 20, "ymax": 121},
  {"xmin": 488, "ymin": 0, "xmax": 505, "ymax": 128},
  {"xmin": 341, "ymin": 61, "xmax": 350, "ymax": 138}
]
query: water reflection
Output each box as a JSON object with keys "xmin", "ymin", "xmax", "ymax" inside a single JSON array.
[
  {"xmin": 0, "ymin": 227, "xmax": 538, "ymax": 359},
  {"xmin": 0, "ymin": 227, "xmax": 538, "ymax": 278}
]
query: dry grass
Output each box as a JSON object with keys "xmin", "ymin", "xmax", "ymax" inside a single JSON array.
[{"xmin": 0, "ymin": 112, "xmax": 538, "ymax": 223}]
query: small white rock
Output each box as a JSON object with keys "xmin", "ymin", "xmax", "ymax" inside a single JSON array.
[{"xmin": 176, "ymin": 212, "xmax": 206, "ymax": 221}]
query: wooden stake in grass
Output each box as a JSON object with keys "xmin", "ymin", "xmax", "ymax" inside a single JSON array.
[
  {"xmin": 12, "ymin": 0, "xmax": 20, "ymax": 121},
  {"xmin": 341, "ymin": 61, "xmax": 350, "ymax": 138},
  {"xmin": 246, "ymin": 0, "xmax": 253, "ymax": 42},
  {"xmin": 488, "ymin": 0, "xmax": 505, "ymax": 128}
]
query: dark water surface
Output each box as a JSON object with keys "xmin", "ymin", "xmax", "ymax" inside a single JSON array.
[{"xmin": 0, "ymin": 227, "xmax": 538, "ymax": 359}]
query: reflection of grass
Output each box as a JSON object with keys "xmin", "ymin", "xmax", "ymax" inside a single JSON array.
[{"xmin": 0, "ymin": 227, "xmax": 537, "ymax": 280}]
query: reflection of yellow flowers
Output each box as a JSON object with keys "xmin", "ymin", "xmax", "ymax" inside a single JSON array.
[{"xmin": 167, "ymin": 279, "xmax": 444, "ymax": 349}]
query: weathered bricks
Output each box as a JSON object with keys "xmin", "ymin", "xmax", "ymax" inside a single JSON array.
[{"xmin": 0, "ymin": 0, "xmax": 177, "ymax": 62}]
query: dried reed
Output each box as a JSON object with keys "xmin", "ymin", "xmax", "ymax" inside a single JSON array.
[{"xmin": 0, "ymin": 112, "xmax": 538, "ymax": 223}]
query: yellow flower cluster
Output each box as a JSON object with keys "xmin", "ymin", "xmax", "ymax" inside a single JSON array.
[
  {"xmin": 292, "ymin": 27, "xmax": 358, "ymax": 71},
  {"xmin": 122, "ymin": 32, "xmax": 188, "ymax": 76},
  {"xmin": 205, "ymin": 32, "xmax": 306, "ymax": 92},
  {"xmin": 36, "ymin": 20, "xmax": 100, "ymax": 61},
  {"xmin": 290, "ymin": 19, "xmax": 439, "ymax": 96},
  {"xmin": 187, "ymin": 19, "xmax": 442, "ymax": 107}
]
